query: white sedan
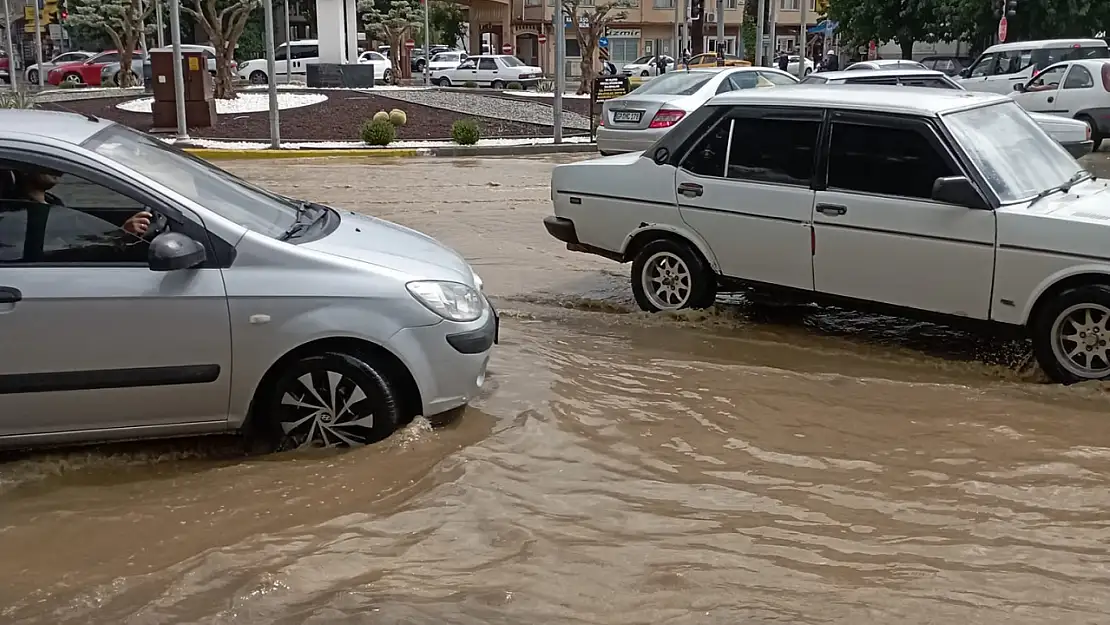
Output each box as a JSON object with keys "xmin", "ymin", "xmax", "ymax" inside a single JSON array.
[
  {"xmin": 620, "ymin": 54, "xmax": 675, "ymax": 77},
  {"xmin": 544, "ymin": 86, "xmax": 1110, "ymax": 384},
  {"xmin": 357, "ymin": 50, "xmax": 394, "ymax": 83},
  {"xmin": 428, "ymin": 51, "xmax": 468, "ymax": 72}
]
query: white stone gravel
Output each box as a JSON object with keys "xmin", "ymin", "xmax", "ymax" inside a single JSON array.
[
  {"xmin": 371, "ymin": 89, "xmax": 592, "ymax": 130},
  {"xmin": 117, "ymin": 92, "xmax": 328, "ymax": 114},
  {"xmin": 169, "ymin": 135, "xmax": 595, "ymax": 150}
]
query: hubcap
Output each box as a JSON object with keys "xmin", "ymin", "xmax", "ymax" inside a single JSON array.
[
  {"xmin": 1051, "ymin": 303, "xmax": 1110, "ymax": 379},
  {"xmin": 642, "ymin": 251, "xmax": 692, "ymax": 310},
  {"xmin": 280, "ymin": 370, "xmax": 374, "ymax": 449}
]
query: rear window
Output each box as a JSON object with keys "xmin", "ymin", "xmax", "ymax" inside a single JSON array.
[
  {"xmin": 900, "ymin": 77, "xmax": 959, "ymax": 89},
  {"xmin": 1032, "ymin": 45, "xmax": 1109, "ymax": 69},
  {"xmin": 630, "ymin": 72, "xmax": 714, "ymax": 95},
  {"xmin": 800, "ymin": 74, "xmax": 827, "ymax": 84},
  {"xmin": 845, "ymin": 76, "xmax": 900, "ymax": 85}
]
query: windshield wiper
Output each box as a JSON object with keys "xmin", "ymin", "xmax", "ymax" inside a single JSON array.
[
  {"xmin": 278, "ymin": 202, "xmax": 326, "ymax": 241},
  {"xmin": 1028, "ymin": 170, "xmax": 1092, "ymax": 207}
]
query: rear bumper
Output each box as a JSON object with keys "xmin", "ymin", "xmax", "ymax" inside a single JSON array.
[
  {"xmin": 543, "ymin": 215, "xmax": 580, "ymax": 244},
  {"xmin": 595, "ymin": 126, "xmax": 667, "ymax": 154},
  {"xmin": 1063, "ymin": 140, "xmax": 1095, "ymax": 158}
]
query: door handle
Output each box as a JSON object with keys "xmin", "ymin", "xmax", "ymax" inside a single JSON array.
[
  {"xmin": 0, "ymin": 286, "xmax": 22, "ymax": 304},
  {"xmin": 816, "ymin": 203, "xmax": 847, "ymax": 216},
  {"xmin": 677, "ymin": 182, "xmax": 703, "ymax": 198}
]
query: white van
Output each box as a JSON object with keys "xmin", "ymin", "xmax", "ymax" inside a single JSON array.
[
  {"xmin": 237, "ymin": 39, "xmax": 320, "ymax": 84},
  {"xmin": 956, "ymin": 38, "xmax": 1109, "ymax": 94}
]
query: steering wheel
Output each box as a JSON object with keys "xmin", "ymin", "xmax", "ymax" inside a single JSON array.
[{"xmin": 144, "ymin": 210, "xmax": 169, "ymax": 239}]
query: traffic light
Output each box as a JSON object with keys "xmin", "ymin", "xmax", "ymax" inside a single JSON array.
[
  {"xmin": 689, "ymin": 0, "xmax": 703, "ymax": 21},
  {"xmin": 1006, "ymin": 0, "xmax": 1017, "ymax": 17}
]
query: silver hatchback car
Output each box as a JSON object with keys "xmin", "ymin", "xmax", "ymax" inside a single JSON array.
[{"xmin": 0, "ymin": 110, "xmax": 497, "ymax": 451}]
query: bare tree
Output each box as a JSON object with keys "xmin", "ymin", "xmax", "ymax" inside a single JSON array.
[
  {"xmin": 182, "ymin": 0, "xmax": 261, "ymax": 99},
  {"xmin": 562, "ymin": 0, "xmax": 627, "ymax": 95},
  {"xmin": 67, "ymin": 0, "xmax": 152, "ymax": 88},
  {"xmin": 360, "ymin": 0, "xmax": 422, "ymax": 79}
]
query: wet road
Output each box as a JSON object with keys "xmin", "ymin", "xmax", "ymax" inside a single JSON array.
[{"xmin": 3, "ymin": 153, "xmax": 1110, "ymax": 623}]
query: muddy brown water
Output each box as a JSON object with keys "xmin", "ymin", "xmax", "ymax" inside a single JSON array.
[{"xmin": 4, "ymin": 154, "xmax": 1110, "ymax": 623}]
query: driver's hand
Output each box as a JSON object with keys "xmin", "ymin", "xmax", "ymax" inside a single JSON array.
[{"xmin": 123, "ymin": 211, "xmax": 152, "ymax": 236}]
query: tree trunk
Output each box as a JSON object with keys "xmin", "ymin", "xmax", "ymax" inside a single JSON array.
[
  {"xmin": 899, "ymin": 38, "xmax": 914, "ymax": 60},
  {"xmin": 214, "ymin": 47, "xmax": 236, "ymax": 99},
  {"xmin": 576, "ymin": 41, "xmax": 595, "ymax": 95},
  {"xmin": 118, "ymin": 40, "xmax": 136, "ymax": 88}
]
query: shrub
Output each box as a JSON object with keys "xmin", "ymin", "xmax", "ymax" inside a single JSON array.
[
  {"xmin": 388, "ymin": 108, "xmax": 407, "ymax": 126},
  {"xmin": 507, "ymin": 81, "xmax": 523, "ymax": 90},
  {"xmin": 361, "ymin": 118, "xmax": 396, "ymax": 146},
  {"xmin": 58, "ymin": 81, "xmax": 79, "ymax": 89},
  {"xmin": 0, "ymin": 91, "xmax": 36, "ymax": 109},
  {"xmin": 462, "ymin": 81, "xmax": 478, "ymax": 88},
  {"xmin": 372, "ymin": 110, "xmax": 390, "ymax": 123},
  {"xmin": 535, "ymin": 79, "xmax": 554, "ymax": 93},
  {"xmin": 451, "ymin": 118, "xmax": 480, "ymax": 145}
]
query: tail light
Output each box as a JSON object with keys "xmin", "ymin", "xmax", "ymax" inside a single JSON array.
[
  {"xmin": 1087, "ymin": 122, "xmax": 1093, "ymax": 141},
  {"xmin": 648, "ymin": 109, "xmax": 686, "ymax": 128},
  {"xmin": 1102, "ymin": 63, "xmax": 1110, "ymax": 92},
  {"xmin": 598, "ymin": 114, "xmax": 604, "ymax": 126}
]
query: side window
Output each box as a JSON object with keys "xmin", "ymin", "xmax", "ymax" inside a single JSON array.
[
  {"xmin": 727, "ymin": 117, "xmax": 819, "ymax": 185},
  {"xmin": 827, "ymin": 122, "xmax": 957, "ymax": 200},
  {"xmin": 1026, "ymin": 64, "xmax": 1067, "ymax": 90},
  {"xmin": 759, "ymin": 71, "xmax": 799, "ymax": 85},
  {"xmin": 291, "ymin": 45, "xmax": 317, "ymax": 60},
  {"xmin": 478, "ymin": 58, "xmax": 497, "ymax": 70},
  {"xmin": 680, "ymin": 120, "xmax": 731, "ymax": 178},
  {"xmin": 97, "ymin": 53, "xmax": 120, "ymax": 64},
  {"xmin": 1063, "ymin": 65, "xmax": 1094, "ymax": 89},
  {"xmin": 727, "ymin": 72, "xmax": 761, "ymax": 90},
  {"xmin": 276, "ymin": 44, "xmax": 289, "ymax": 60},
  {"xmin": 969, "ymin": 53, "xmax": 996, "ymax": 77},
  {"xmin": 995, "ymin": 49, "xmax": 1033, "ymax": 75},
  {"xmin": 457, "ymin": 58, "xmax": 478, "ymax": 70}
]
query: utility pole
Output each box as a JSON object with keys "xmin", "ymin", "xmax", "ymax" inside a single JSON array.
[
  {"xmin": 716, "ymin": 0, "xmax": 724, "ymax": 60},
  {"xmin": 423, "ymin": 0, "xmax": 430, "ymax": 85},
  {"xmin": 262, "ymin": 0, "xmax": 280, "ymax": 147},
  {"xmin": 3, "ymin": 0, "xmax": 16, "ymax": 90},
  {"xmin": 768, "ymin": 0, "xmax": 777, "ymax": 63},
  {"xmin": 155, "ymin": 0, "xmax": 164, "ymax": 47},
  {"xmin": 553, "ymin": 3, "xmax": 564, "ymax": 143},
  {"xmin": 284, "ymin": 0, "xmax": 291, "ymax": 84},
  {"xmin": 169, "ymin": 0, "xmax": 188, "ymax": 139},
  {"xmin": 755, "ymin": 0, "xmax": 766, "ymax": 65},
  {"xmin": 797, "ymin": 0, "xmax": 807, "ymax": 79},
  {"xmin": 33, "ymin": 0, "xmax": 44, "ymax": 87},
  {"xmin": 672, "ymin": 0, "xmax": 679, "ymax": 60}
]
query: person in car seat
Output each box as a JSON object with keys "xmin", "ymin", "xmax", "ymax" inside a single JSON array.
[{"xmin": 7, "ymin": 167, "xmax": 153, "ymax": 237}]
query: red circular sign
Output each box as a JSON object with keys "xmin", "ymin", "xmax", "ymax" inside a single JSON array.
[
  {"xmin": 998, "ymin": 17, "xmax": 1008, "ymax": 43},
  {"xmin": 404, "ymin": 39, "xmax": 416, "ymax": 50},
  {"xmin": 502, "ymin": 43, "xmax": 513, "ymax": 54},
  {"xmin": 538, "ymin": 34, "xmax": 547, "ymax": 44}
]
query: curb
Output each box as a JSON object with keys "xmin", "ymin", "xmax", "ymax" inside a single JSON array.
[{"xmin": 183, "ymin": 143, "xmax": 596, "ymax": 160}]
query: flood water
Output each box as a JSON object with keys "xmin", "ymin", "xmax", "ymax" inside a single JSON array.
[{"xmin": 3, "ymin": 154, "xmax": 1110, "ymax": 624}]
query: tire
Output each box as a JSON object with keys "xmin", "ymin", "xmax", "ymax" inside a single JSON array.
[
  {"xmin": 62, "ymin": 72, "xmax": 83, "ymax": 85},
  {"xmin": 254, "ymin": 351, "xmax": 402, "ymax": 451},
  {"xmin": 416, "ymin": 60, "xmax": 426, "ymax": 72},
  {"xmin": 249, "ymin": 70, "xmax": 268, "ymax": 85},
  {"xmin": 1031, "ymin": 284, "xmax": 1110, "ymax": 383},
  {"xmin": 491, "ymin": 79, "xmax": 504, "ymax": 90},
  {"xmin": 804, "ymin": 67, "xmax": 812, "ymax": 76},
  {"xmin": 27, "ymin": 69, "xmax": 38, "ymax": 83},
  {"xmin": 630, "ymin": 238, "xmax": 717, "ymax": 312},
  {"xmin": 640, "ymin": 70, "xmax": 649, "ymax": 77},
  {"xmin": 382, "ymin": 68, "xmax": 393, "ymax": 84},
  {"xmin": 438, "ymin": 77, "xmax": 451, "ymax": 87},
  {"xmin": 1078, "ymin": 115, "xmax": 1103, "ymax": 152}
]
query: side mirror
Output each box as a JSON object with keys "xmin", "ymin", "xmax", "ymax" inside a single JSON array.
[
  {"xmin": 958, "ymin": 68, "xmax": 970, "ymax": 78},
  {"xmin": 932, "ymin": 176, "xmax": 989, "ymax": 209},
  {"xmin": 652, "ymin": 146, "xmax": 670, "ymax": 165},
  {"xmin": 148, "ymin": 232, "xmax": 207, "ymax": 271},
  {"xmin": 1013, "ymin": 82, "xmax": 1025, "ymax": 92}
]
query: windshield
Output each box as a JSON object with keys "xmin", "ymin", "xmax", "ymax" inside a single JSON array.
[
  {"xmin": 943, "ymin": 101, "xmax": 1082, "ymax": 204},
  {"xmin": 499, "ymin": 56, "xmax": 524, "ymax": 67},
  {"xmin": 630, "ymin": 72, "xmax": 714, "ymax": 95},
  {"xmin": 631, "ymin": 55, "xmax": 653, "ymax": 65},
  {"xmin": 83, "ymin": 125, "xmax": 300, "ymax": 237}
]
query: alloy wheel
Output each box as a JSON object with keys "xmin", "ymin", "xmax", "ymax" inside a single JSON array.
[
  {"xmin": 279, "ymin": 369, "xmax": 377, "ymax": 449},
  {"xmin": 641, "ymin": 251, "xmax": 692, "ymax": 310},
  {"xmin": 1050, "ymin": 303, "xmax": 1110, "ymax": 379}
]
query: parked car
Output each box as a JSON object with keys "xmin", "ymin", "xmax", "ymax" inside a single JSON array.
[
  {"xmin": 430, "ymin": 54, "xmax": 543, "ymax": 88},
  {"xmin": 24, "ymin": 51, "xmax": 93, "ymax": 84},
  {"xmin": 47, "ymin": 50, "xmax": 140, "ymax": 86},
  {"xmin": 100, "ymin": 51, "xmax": 148, "ymax": 87},
  {"xmin": 238, "ymin": 39, "xmax": 319, "ymax": 84},
  {"xmin": 786, "ymin": 54, "xmax": 815, "ymax": 76},
  {"xmin": 544, "ymin": 86, "xmax": 1110, "ymax": 383},
  {"xmin": 621, "ymin": 54, "xmax": 675, "ymax": 77},
  {"xmin": 844, "ymin": 59, "xmax": 928, "ymax": 71},
  {"xmin": 357, "ymin": 50, "xmax": 394, "ymax": 82},
  {"xmin": 0, "ymin": 49, "xmax": 9, "ymax": 84},
  {"xmin": 1009, "ymin": 58, "xmax": 1110, "ymax": 151},
  {"xmin": 428, "ymin": 50, "xmax": 468, "ymax": 72},
  {"xmin": 413, "ymin": 46, "xmax": 451, "ymax": 72},
  {"xmin": 684, "ymin": 53, "xmax": 751, "ymax": 69},
  {"xmin": 0, "ymin": 109, "xmax": 496, "ymax": 451},
  {"xmin": 919, "ymin": 55, "xmax": 971, "ymax": 76},
  {"xmin": 597, "ymin": 67, "xmax": 798, "ymax": 155},
  {"xmin": 956, "ymin": 38, "xmax": 1109, "ymax": 95},
  {"xmin": 801, "ymin": 68, "xmax": 1095, "ymax": 157}
]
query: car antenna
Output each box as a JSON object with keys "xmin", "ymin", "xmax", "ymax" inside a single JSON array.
[{"xmin": 37, "ymin": 101, "xmax": 99, "ymax": 123}]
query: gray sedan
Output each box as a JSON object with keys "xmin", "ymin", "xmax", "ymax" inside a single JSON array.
[
  {"xmin": 0, "ymin": 109, "xmax": 495, "ymax": 451},
  {"xmin": 26, "ymin": 51, "xmax": 94, "ymax": 84},
  {"xmin": 596, "ymin": 67, "xmax": 799, "ymax": 155}
]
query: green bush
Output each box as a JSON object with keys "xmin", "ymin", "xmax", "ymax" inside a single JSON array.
[
  {"xmin": 361, "ymin": 118, "xmax": 396, "ymax": 146},
  {"xmin": 0, "ymin": 91, "xmax": 36, "ymax": 109},
  {"xmin": 388, "ymin": 108, "xmax": 407, "ymax": 126},
  {"xmin": 451, "ymin": 118, "xmax": 480, "ymax": 145},
  {"xmin": 506, "ymin": 81, "xmax": 523, "ymax": 90},
  {"xmin": 462, "ymin": 81, "xmax": 478, "ymax": 88},
  {"xmin": 372, "ymin": 110, "xmax": 390, "ymax": 123},
  {"xmin": 58, "ymin": 81, "xmax": 79, "ymax": 89}
]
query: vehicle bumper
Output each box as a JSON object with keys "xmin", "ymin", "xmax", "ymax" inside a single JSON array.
[
  {"xmin": 596, "ymin": 126, "xmax": 668, "ymax": 154},
  {"xmin": 388, "ymin": 299, "xmax": 497, "ymax": 417},
  {"xmin": 1086, "ymin": 108, "xmax": 1110, "ymax": 135},
  {"xmin": 1063, "ymin": 140, "xmax": 1095, "ymax": 158},
  {"xmin": 544, "ymin": 215, "xmax": 580, "ymax": 244}
]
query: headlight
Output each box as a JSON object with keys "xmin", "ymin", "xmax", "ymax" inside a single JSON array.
[
  {"xmin": 472, "ymin": 272, "xmax": 484, "ymax": 292},
  {"xmin": 407, "ymin": 280, "xmax": 484, "ymax": 322}
]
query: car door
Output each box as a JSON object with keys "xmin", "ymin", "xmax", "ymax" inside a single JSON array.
[
  {"xmin": 451, "ymin": 57, "xmax": 478, "ymax": 82},
  {"xmin": 1055, "ymin": 63, "xmax": 1096, "ymax": 116},
  {"xmin": 673, "ymin": 106, "xmax": 820, "ymax": 291},
  {"xmin": 476, "ymin": 57, "xmax": 499, "ymax": 84},
  {"xmin": 1013, "ymin": 63, "xmax": 1068, "ymax": 113},
  {"xmin": 811, "ymin": 112, "xmax": 995, "ymax": 318},
  {"xmin": 0, "ymin": 155, "xmax": 232, "ymax": 440},
  {"xmin": 958, "ymin": 51, "xmax": 997, "ymax": 91},
  {"xmin": 290, "ymin": 44, "xmax": 318, "ymax": 76}
]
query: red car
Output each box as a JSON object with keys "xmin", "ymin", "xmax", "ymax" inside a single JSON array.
[
  {"xmin": 47, "ymin": 50, "xmax": 139, "ymax": 86},
  {"xmin": 0, "ymin": 50, "xmax": 10, "ymax": 84}
]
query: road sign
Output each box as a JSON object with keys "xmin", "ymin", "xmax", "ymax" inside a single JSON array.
[
  {"xmin": 598, "ymin": 36, "xmax": 609, "ymax": 48},
  {"xmin": 998, "ymin": 17, "xmax": 1008, "ymax": 42},
  {"xmin": 538, "ymin": 34, "xmax": 547, "ymax": 44},
  {"xmin": 404, "ymin": 39, "xmax": 416, "ymax": 50},
  {"xmin": 502, "ymin": 43, "xmax": 512, "ymax": 54}
]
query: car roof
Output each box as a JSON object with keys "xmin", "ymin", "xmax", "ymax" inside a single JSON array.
[
  {"xmin": 709, "ymin": 84, "xmax": 1007, "ymax": 115},
  {"xmin": 817, "ymin": 68, "xmax": 947, "ymax": 80},
  {"xmin": 0, "ymin": 109, "xmax": 111, "ymax": 145},
  {"xmin": 984, "ymin": 38, "xmax": 1107, "ymax": 53}
]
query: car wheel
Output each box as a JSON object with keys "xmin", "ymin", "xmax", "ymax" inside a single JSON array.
[
  {"xmin": 382, "ymin": 68, "xmax": 394, "ymax": 83},
  {"xmin": 438, "ymin": 77, "xmax": 451, "ymax": 87},
  {"xmin": 630, "ymin": 238, "xmax": 717, "ymax": 312},
  {"xmin": 1078, "ymin": 114, "xmax": 1103, "ymax": 152},
  {"xmin": 62, "ymin": 73, "xmax": 83, "ymax": 85},
  {"xmin": 416, "ymin": 60, "xmax": 426, "ymax": 72},
  {"xmin": 249, "ymin": 70, "xmax": 268, "ymax": 85},
  {"xmin": 27, "ymin": 69, "xmax": 38, "ymax": 83},
  {"xmin": 804, "ymin": 67, "xmax": 812, "ymax": 75},
  {"xmin": 1031, "ymin": 284, "xmax": 1110, "ymax": 383},
  {"xmin": 256, "ymin": 351, "xmax": 402, "ymax": 451},
  {"xmin": 640, "ymin": 70, "xmax": 649, "ymax": 77},
  {"xmin": 491, "ymin": 79, "xmax": 504, "ymax": 90}
]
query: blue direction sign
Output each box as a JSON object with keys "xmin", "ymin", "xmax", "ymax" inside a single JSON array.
[{"xmin": 598, "ymin": 36, "xmax": 609, "ymax": 48}]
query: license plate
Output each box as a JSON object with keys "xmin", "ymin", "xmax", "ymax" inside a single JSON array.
[{"xmin": 612, "ymin": 110, "xmax": 642, "ymax": 123}]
